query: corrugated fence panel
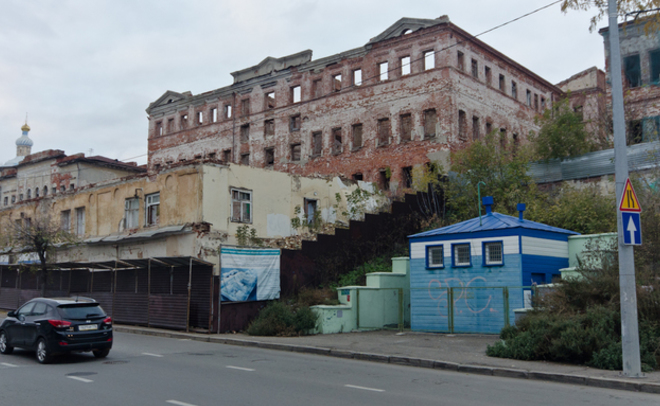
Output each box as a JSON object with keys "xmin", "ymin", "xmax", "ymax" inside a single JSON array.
[
  {"xmin": 70, "ymin": 270, "xmax": 90, "ymax": 293},
  {"xmin": 0, "ymin": 288, "xmax": 19, "ymax": 309},
  {"xmin": 190, "ymin": 267, "xmax": 212, "ymax": 330},
  {"xmin": 92, "ymin": 271, "xmax": 113, "ymax": 293},
  {"xmin": 149, "ymin": 294, "xmax": 188, "ymax": 330},
  {"xmin": 113, "ymin": 292, "xmax": 148, "ymax": 325},
  {"xmin": 88, "ymin": 292, "xmax": 114, "ymax": 318},
  {"xmin": 1, "ymin": 269, "xmax": 18, "ymax": 288}
]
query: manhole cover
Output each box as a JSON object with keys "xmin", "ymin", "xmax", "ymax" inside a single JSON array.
[
  {"xmin": 103, "ymin": 360, "xmax": 129, "ymax": 365},
  {"xmin": 67, "ymin": 372, "xmax": 97, "ymax": 377}
]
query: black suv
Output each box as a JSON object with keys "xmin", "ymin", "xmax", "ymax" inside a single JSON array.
[{"xmin": 0, "ymin": 297, "xmax": 113, "ymax": 364}]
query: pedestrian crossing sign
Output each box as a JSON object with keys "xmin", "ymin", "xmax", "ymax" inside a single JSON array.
[{"xmin": 619, "ymin": 178, "xmax": 642, "ymax": 212}]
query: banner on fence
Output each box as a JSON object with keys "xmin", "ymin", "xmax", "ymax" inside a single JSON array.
[{"xmin": 220, "ymin": 247, "xmax": 280, "ymax": 302}]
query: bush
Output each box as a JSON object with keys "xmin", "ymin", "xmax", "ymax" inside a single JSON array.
[
  {"xmin": 337, "ymin": 255, "xmax": 392, "ymax": 287},
  {"xmin": 296, "ymin": 287, "xmax": 339, "ymax": 307},
  {"xmin": 246, "ymin": 301, "xmax": 317, "ymax": 336}
]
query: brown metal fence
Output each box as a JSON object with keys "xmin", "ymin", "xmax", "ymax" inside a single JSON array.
[{"xmin": 0, "ymin": 257, "xmax": 214, "ymax": 332}]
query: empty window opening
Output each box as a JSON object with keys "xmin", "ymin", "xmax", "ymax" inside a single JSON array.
[
  {"xmin": 424, "ymin": 51, "xmax": 435, "ymax": 70},
  {"xmin": 145, "ymin": 193, "xmax": 160, "ymax": 226},
  {"xmin": 241, "ymin": 98, "xmax": 250, "ymax": 116},
  {"xmin": 377, "ymin": 118, "xmax": 391, "ymax": 145},
  {"xmin": 27, "ymin": 189, "xmax": 31, "ymax": 199},
  {"xmin": 402, "ymin": 166, "xmax": 413, "ymax": 189},
  {"xmin": 471, "ymin": 59, "xmax": 478, "ymax": 78},
  {"xmin": 485, "ymin": 66, "xmax": 492, "ymax": 86},
  {"xmin": 290, "ymin": 114, "xmax": 301, "ymax": 132},
  {"xmin": 511, "ymin": 81, "xmax": 517, "ymax": 99},
  {"xmin": 512, "ymin": 133, "xmax": 520, "ymax": 151},
  {"xmin": 240, "ymin": 153, "xmax": 250, "ymax": 165},
  {"xmin": 458, "ymin": 110, "xmax": 467, "ymax": 141},
  {"xmin": 353, "ymin": 69, "xmax": 362, "ymax": 86},
  {"xmin": 423, "ymin": 109, "xmax": 437, "ymax": 139},
  {"xmin": 332, "ymin": 128, "xmax": 343, "ymax": 155},
  {"xmin": 231, "ymin": 189, "xmax": 252, "ymax": 223},
  {"xmin": 70, "ymin": 184, "xmax": 75, "ymax": 191},
  {"xmin": 534, "ymin": 94, "xmax": 539, "ymax": 111},
  {"xmin": 313, "ymin": 79, "xmax": 323, "ymax": 98},
  {"xmin": 290, "ymin": 143, "xmax": 301, "ymax": 161},
  {"xmin": 222, "ymin": 150, "xmax": 231, "ymax": 162},
  {"xmin": 624, "ymin": 54, "xmax": 641, "ymax": 88},
  {"xmin": 35, "ymin": 188, "xmax": 39, "ymax": 198},
  {"xmin": 264, "ymin": 119, "xmax": 275, "ymax": 137},
  {"xmin": 180, "ymin": 114, "xmax": 188, "ymax": 131},
  {"xmin": 304, "ymin": 198, "xmax": 318, "ymax": 225},
  {"xmin": 333, "ymin": 74, "xmax": 342, "ymax": 92},
  {"xmin": 499, "ymin": 128, "xmax": 507, "ymax": 148},
  {"xmin": 211, "ymin": 107, "xmax": 218, "ymax": 123},
  {"xmin": 457, "ymin": 51, "xmax": 464, "ymax": 71},
  {"xmin": 526, "ymin": 90, "xmax": 532, "ymax": 107},
  {"xmin": 499, "ymin": 74, "xmax": 505, "ymax": 91},
  {"xmin": 352, "ymin": 173, "xmax": 363, "ymax": 181},
  {"xmin": 224, "ymin": 104, "xmax": 232, "ymax": 119},
  {"xmin": 265, "ymin": 92, "xmax": 275, "ymax": 109},
  {"xmin": 379, "ymin": 169, "xmax": 390, "ymax": 191},
  {"xmin": 156, "ymin": 121, "xmax": 163, "ymax": 136},
  {"xmin": 240, "ymin": 124, "xmax": 250, "ymax": 143},
  {"xmin": 628, "ymin": 119, "xmax": 643, "ymax": 144},
  {"xmin": 264, "ymin": 147, "xmax": 275, "ymax": 166},
  {"xmin": 379, "ymin": 62, "xmax": 389, "ymax": 81},
  {"xmin": 311, "ymin": 131, "xmax": 323, "ymax": 156},
  {"xmin": 541, "ymin": 96, "xmax": 546, "ymax": 110},
  {"xmin": 291, "ymin": 85, "xmax": 301, "ymax": 103},
  {"xmin": 196, "ymin": 111, "xmax": 203, "ymax": 125},
  {"xmin": 472, "ymin": 116, "xmax": 480, "ymax": 140},
  {"xmin": 167, "ymin": 118, "xmax": 175, "ymax": 133},
  {"xmin": 352, "ymin": 123, "xmax": 363, "ymax": 149},
  {"xmin": 60, "ymin": 186, "xmax": 66, "ymax": 193},
  {"xmin": 401, "ymin": 56, "xmax": 411, "ymax": 76},
  {"xmin": 400, "ymin": 113, "xmax": 413, "ymax": 142}
]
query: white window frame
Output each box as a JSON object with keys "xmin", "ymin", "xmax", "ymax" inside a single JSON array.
[
  {"xmin": 125, "ymin": 197, "xmax": 140, "ymax": 229},
  {"xmin": 75, "ymin": 207, "xmax": 85, "ymax": 236},
  {"xmin": 452, "ymin": 243, "xmax": 471, "ymax": 267},
  {"xmin": 145, "ymin": 193, "xmax": 160, "ymax": 226},
  {"xmin": 426, "ymin": 245, "xmax": 444, "ymax": 268},
  {"xmin": 484, "ymin": 241, "xmax": 504, "ymax": 266},
  {"xmin": 61, "ymin": 210, "xmax": 71, "ymax": 232},
  {"xmin": 231, "ymin": 188, "xmax": 252, "ymax": 223}
]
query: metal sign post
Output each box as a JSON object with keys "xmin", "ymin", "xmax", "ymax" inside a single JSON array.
[{"xmin": 608, "ymin": 0, "xmax": 643, "ymax": 377}]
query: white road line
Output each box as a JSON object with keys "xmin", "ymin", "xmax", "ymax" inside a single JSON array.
[
  {"xmin": 166, "ymin": 400, "xmax": 198, "ymax": 406},
  {"xmin": 142, "ymin": 352, "xmax": 164, "ymax": 357},
  {"xmin": 1, "ymin": 362, "xmax": 17, "ymax": 367},
  {"xmin": 225, "ymin": 365, "xmax": 255, "ymax": 372},
  {"xmin": 179, "ymin": 339, "xmax": 191, "ymax": 341},
  {"xmin": 345, "ymin": 384, "xmax": 385, "ymax": 393},
  {"xmin": 67, "ymin": 376, "xmax": 93, "ymax": 383}
]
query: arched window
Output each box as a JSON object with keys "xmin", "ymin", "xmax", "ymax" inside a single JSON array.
[
  {"xmin": 27, "ymin": 189, "xmax": 31, "ymax": 199},
  {"xmin": 43, "ymin": 186, "xmax": 48, "ymax": 196}
]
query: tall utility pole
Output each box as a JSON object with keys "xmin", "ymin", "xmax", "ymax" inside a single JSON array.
[{"xmin": 608, "ymin": 0, "xmax": 643, "ymax": 377}]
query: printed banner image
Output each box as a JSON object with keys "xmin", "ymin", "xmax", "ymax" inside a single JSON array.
[{"xmin": 220, "ymin": 247, "xmax": 281, "ymax": 302}]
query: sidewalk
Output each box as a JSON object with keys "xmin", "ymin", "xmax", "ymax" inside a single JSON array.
[{"xmin": 113, "ymin": 324, "xmax": 660, "ymax": 395}]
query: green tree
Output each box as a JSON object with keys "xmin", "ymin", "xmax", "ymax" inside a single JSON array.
[
  {"xmin": 445, "ymin": 131, "xmax": 540, "ymax": 222},
  {"xmin": 531, "ymin": 98, "xmax": 593, "ymax": 161},
  {"xmin": 561, "ymin": 0, "xmax": 660, "ymax": 32}
]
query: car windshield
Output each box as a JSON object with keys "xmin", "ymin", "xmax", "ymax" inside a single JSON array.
[{"xmin": 57, "ymin": 304, "xmax": 106, "ymax": 320}]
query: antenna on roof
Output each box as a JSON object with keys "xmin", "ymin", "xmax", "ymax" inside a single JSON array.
[{"xmin": 477, "ymin": 181, "xmax": 486, "ymax": 226}]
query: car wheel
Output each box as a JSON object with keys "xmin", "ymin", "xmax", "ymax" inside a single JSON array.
[
  {"xmin": 36, "ymin": 338, "xmax": 52, "ymax": 364},
  {"xmin": 0, "ymin": 331, "xmax": 13, "ymax": 355},
  {"xmin": 93, "ymin": 349, "xmax": 110, "ymax": 358}
]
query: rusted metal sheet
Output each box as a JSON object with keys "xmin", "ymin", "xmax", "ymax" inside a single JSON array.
[
  {"xmin": 70, "ymin": 270, "xmax": 90, "ymax": 293},
  {"xmin": 113, "ymin": 292, "xmax": 148, "ymax": 325},
  {"xmin": 149, "ymin": 294, "xmax": 188, "ymax": 330},
  {"xmin": 190, "ymin": 266, "xmax": 212, "ymax": 330},
  {"xmin": 0, "ymin": 288, "xmax": 19, "ymax": 309},
  {"xmin": 92, "ymin": 271, "xmax": 113, "ymax": 292}
]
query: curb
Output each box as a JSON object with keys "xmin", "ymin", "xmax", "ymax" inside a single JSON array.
[{"xmin": 114, "ymin": 326, "xmax": 660, "ymax": 395}]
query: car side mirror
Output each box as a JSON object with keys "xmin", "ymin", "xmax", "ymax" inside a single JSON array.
[{"xmin": 7, "ymin": 311, "xmax": 16, "ymax": 318}]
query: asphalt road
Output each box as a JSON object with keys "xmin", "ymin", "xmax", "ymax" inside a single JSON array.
[{"xmin": 0, "ymin": 332, "xmax": 657, "ymax": 406}]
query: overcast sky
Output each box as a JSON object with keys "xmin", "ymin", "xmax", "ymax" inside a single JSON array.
[{"xmin": 0, "ymin": 0, "xmax": 608, "ymax": 166}]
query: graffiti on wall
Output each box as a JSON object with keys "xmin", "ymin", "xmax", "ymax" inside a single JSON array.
[{"xmin": 427, "ymin": 277, "xmax": 497, "ymax": 318}]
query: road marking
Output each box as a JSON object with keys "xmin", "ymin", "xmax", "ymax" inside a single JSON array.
[
  {"xmin": 166, "ymin": 400, "xmax": 198, "ymax": 406},
  {"xmin": 226, "ymin": 365, "xmax": 255, "ymax": 372},
  {"xmin": 345, "ymin": 384, "xmax": 385, "ymax": 392},
  {"xmin": 179, "ymin": 339, "xmax": 191, "ymax": 341},
  {"xmin": 1, "ymin": 362, "xmax": 17, "ymax": 367},
  {"xmin": 67, "ymin": 376, "xmax": 93, "ymax": 383},
  {"xmin": 142, "ymin": 352, "xmax": 164, "ymax": 357}
]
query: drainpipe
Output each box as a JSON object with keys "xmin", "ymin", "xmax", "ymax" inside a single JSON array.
[
  {"xmin": 186, "ymin": 257, "xmax": 193, "ymax": 333},
  {"xmin": 231, "ymin": 92, "xmax": 237, "ymax": 163}
]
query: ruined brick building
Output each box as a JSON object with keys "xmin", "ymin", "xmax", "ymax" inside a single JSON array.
[{"xmin": 146, "ymin": 16, "xmax": 563, "ymax": 192}]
